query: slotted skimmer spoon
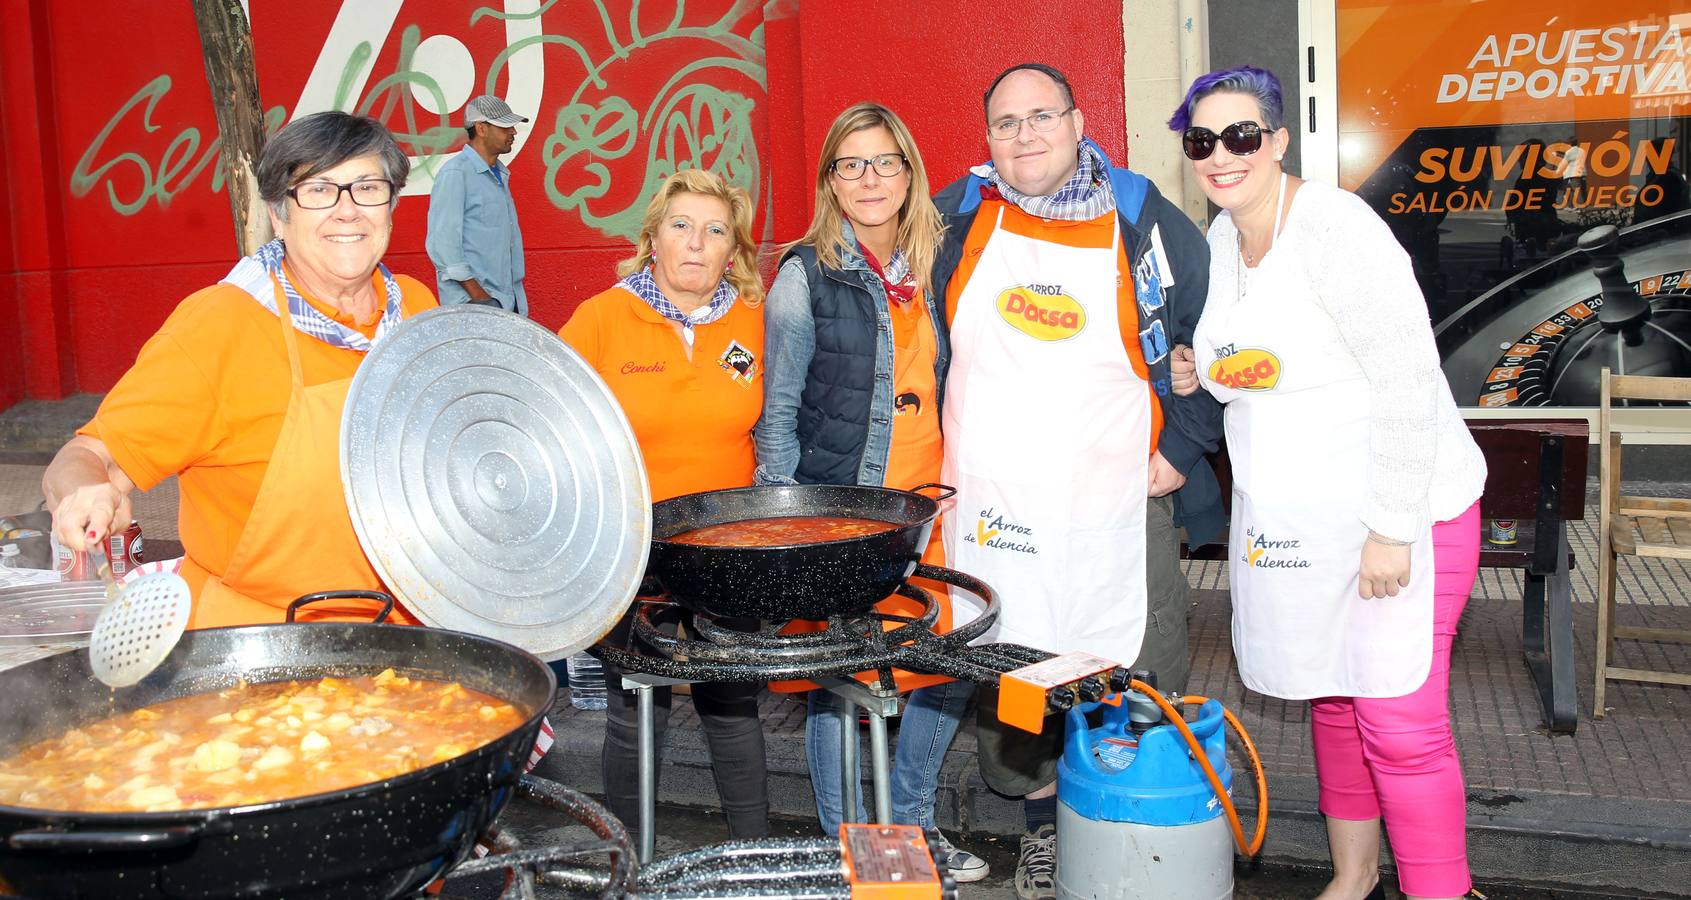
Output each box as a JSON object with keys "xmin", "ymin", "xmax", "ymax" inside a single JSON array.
[{"xmin": 87, "ymin": 542, "xmax": 191, "ymax": 688}]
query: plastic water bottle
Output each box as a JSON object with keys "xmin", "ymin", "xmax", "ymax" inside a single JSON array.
[{"xmin": 566, "ymin": 652, "xmax": 608, "ymax": 710}]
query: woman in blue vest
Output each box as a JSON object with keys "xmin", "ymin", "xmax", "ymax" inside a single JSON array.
[{"xmin": 754, "ymin": 102, "xmax": 985, "ymax": 881}]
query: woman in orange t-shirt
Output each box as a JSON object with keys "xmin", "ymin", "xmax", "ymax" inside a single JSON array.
[
  {"xmin": 42, "ymin": 112, "xmax": 435, "ymax": 629},
  {"xmin": 559, "ymin": 168, "xmax": 769, "ymax": 840},
  {"xmin": 752, "ymin": 103, "xmax": 984, "ymax": 880}
]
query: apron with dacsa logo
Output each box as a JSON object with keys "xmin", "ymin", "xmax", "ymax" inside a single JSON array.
[
  {"xmin": 1193, "ymin": 214, "xmax": 1433, "ymax": 700},
  {"xmin": 942, "ymin": 202, "xmax": 1151, "ymax": 662}
]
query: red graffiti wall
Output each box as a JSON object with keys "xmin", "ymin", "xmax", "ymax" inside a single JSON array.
[{"xmin": 1, "ymin": 0, "xmax": 1127, "ymax": 406}]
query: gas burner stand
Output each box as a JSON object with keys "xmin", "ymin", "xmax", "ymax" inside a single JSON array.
[{"xmin": 597, "ymin": 563, "xmax": 1120, "ymax": 863}]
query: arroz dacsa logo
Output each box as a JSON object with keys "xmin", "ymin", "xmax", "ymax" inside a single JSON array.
[
  {"xmin": 1207, "ymin": 347, "xmax": 1282, "ymax": 391},
  {"xmin": 996, "ymin": 284, "xmax": 1086, "ymax": 341}
]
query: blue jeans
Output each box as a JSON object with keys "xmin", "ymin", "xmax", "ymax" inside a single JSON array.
[{"xmin": 806, "ymin": 679, "xmax": 974, "ymax": 833}]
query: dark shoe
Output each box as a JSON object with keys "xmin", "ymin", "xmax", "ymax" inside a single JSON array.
[
  {"xmin": 1364, "ymin": 880, "xmax": 1385, "ymax": 900},
  {"xmin": 929, "ymin": 829, "xmax": 990, "ymax": 883}
]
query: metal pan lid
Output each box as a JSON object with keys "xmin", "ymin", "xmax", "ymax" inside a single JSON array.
[{"xmin": 341, "ymin": 305, "xmax": 650, "ymax": 661}]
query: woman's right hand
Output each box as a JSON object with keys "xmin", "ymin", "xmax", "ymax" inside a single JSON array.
[
  {"xmin": 1170, "ymin": 344, "xmax": 1200, "ymax": 396},
  {"xmin": 42, "ymin": 436, "xmax": 136, "ymax": 552},
  {"xmin": 51, "ymin": 483, "xmax": 133, "ymax": 552}
]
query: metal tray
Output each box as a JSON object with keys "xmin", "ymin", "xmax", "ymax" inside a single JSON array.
[
  {"xmin": 0, "ymin": 581, "xmax": 106, "ymax": 645},
  {"xmin": 341, "ymin": 305, "xmax": 650, "ymax": 661}
]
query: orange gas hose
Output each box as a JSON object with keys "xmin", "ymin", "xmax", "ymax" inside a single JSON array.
[{"xmin": 1127, "ymin": 680, "xmax": 1268, "ymax": 857}]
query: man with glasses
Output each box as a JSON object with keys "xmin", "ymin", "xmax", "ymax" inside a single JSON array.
[
  {"xmin": 930, "ymin": 62, "xmax": 1221, "ymax": 900},
  {"xmin": 427, "ymin": 95, "xmax": 530, "ymax": 316}
]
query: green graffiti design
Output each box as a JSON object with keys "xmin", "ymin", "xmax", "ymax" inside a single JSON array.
[
  {"xmin": 70, "ymin": 74, "xmax": 287, "ymax": 215},
  {"xmin": 468, "ymin": 0, "xmax": 561, "ymax": 25},
  {"xmin": 70, "ymin": 2, "xmax": 767, "ymax": 229},
  {"xmin": 333, "ymin": 40, "xmax": 375, "ymax": 110},
  {"xmin": 511, "ymin": 1, "xmax": 767, "ymax": 239},
  {"xmin": 356, "ymin": 25, "xmax": 461, "ymax": 174},
  {"xmin": 540, "ymin": 97, "xmax": 639, "ymax": 216}
]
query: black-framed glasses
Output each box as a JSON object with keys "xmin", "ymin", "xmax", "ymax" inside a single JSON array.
[
  {"xmin": 987, "ymin": 107, "xmax": 1075, "ymax": 141},
  {"xmin": 831, "ymin": 154, "xmax": 908, "ymax": 181},
  {"xmin": 287, "ymin": 178, "xmax": 395, "ymax": 209},
  {"xmin": 1181, "ymin": 121, "xmax": 1265, "ymax": 161}
]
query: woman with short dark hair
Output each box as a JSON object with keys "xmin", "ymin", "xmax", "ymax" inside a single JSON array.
[{"xmin": 44, "ymin": 111, "xmax": 435, "ymax": 628}]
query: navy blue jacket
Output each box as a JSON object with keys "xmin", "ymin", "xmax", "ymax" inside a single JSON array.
[{"xmin": 930, "ymin": 141, "xmax": 1226, "ymax": 545}]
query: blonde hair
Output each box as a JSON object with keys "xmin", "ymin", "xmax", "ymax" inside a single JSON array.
[
  {"xmin": 789, "ymin": 103, "xmax": 944, "ymax": 296},
  {"xmin": 618, "ymin": 168, "xmax": 763, "ymax": 306}
]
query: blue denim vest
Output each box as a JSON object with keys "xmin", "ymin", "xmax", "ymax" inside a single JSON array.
[{"xmin": 763, "ymin": 231, "xmax": 949, "ymax": 488}]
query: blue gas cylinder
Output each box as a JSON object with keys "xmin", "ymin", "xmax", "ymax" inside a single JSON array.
[{"xmin": 1054, "ymin": 695, "xmax": 1235, "ymax": 899}]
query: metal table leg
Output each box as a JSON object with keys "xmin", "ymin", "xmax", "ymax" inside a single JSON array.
[
  {"xmin": 818, "ymin": 679, "xmax": 902, "ymax": 828},
  {"xmin": 839, "ymin": 702, "xmax": 859, "ymax": 825},
  {"xmin": 866, "ymin": 710, "xmax": 893, "ymax": 824},
  {"xmin": 636, "ymin": 684, "xmax": 656, "ymax": 864},
  {"xmin": 619, "ymin": 672, "xmax": 695, "ymax": 864},
  {"xmin": 1522, "ymin": 435, "xmax": 1578, "ymax": 734}
]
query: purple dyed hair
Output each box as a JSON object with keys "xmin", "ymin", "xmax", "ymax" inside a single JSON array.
[{"xmin": 1167, "ymin": 65, "xmax": 1285, "ymax": 133}]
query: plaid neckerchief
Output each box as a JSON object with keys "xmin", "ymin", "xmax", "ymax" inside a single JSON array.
[
  {"xmin": 220, "ymin": 239, "xmax": 404, "ymax": 352},
  {"xmin": 985, "ymin": 141, "xmax": 1116, "ymax": 222},
  {"xmin": 619, "ymin": 265, "xmax": 737, "ymax": 346},
  {"xmin": 860, "ymin": 244, "xmax": 916, "ymax": 305}
]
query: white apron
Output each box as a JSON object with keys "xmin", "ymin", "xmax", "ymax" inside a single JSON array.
[
  {"xmin": 1193, "ymin": 190, "xmax": 1434, "ymax": 700},
  {"xmin": 942, "ymin": 203, "xmax": 1152, "ymax": 662}
]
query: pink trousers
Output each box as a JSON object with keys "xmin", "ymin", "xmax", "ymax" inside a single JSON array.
[{"xmin": 1310, "ymin": 501, "xmax": 1480, "ymax": 898}]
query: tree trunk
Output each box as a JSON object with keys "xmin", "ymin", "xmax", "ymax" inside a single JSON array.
[{"xmin": 192, "ymin": 0, "xmax": 271, "ymax": 256}]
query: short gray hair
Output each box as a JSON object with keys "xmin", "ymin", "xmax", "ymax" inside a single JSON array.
[{"xmin": 258, "ymin": 111, "xmax": 409, "ymax": 222}]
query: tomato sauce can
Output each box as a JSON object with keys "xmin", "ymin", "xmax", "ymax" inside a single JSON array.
[
  {"xmin": 1488, "ymin": 518, "xmax": 1518, "ymax": 545},
  {"xmin": 55, "ymin": 522, "xmax": 144, "ymax": 581}
]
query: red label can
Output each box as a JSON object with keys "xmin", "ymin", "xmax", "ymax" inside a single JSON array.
[{"xmin": 55, "ymin": 522, "xmax": 143, "ymax": 581}]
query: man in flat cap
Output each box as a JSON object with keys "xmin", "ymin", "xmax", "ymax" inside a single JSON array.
[{"xmin": 427, "ymin": 95, "xmax": 530, "ymax": 316}]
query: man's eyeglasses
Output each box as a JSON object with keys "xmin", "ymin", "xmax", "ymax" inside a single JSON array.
[
  {"xmin": 987, "ymin": 107, "xmax": 1075, "ymax": 141},
  {"xmin": 287, "ymin": 178, "xmax": 396, "ymax": 209},
  {"xmin": 831, "ymin": 154, "xmax": 908, "ymax": 181},
  {"xmin": 1181, "ymin": 121, "xmax": 1265, "ymax": 161}
]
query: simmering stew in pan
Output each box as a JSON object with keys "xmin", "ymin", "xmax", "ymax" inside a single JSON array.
[
  {"xmin": 669, "ymin": 515, "xmax": 900, "ymax": 547},
  {"xmin": 0, "ymin": 669, "xmax": 523, "ymax": 813}
]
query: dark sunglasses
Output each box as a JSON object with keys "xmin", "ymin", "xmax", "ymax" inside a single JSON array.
[{"xmin": 1181, "ymin": 121, "xmax": 1265, "ymax": 161}]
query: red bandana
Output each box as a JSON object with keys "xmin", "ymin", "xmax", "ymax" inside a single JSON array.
[{"xmin": 859, "ymin": 243, "xmax": 916, "ymax": 306}]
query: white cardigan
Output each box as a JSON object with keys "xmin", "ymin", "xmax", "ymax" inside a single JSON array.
[{"xmin": 1204, "ymin": 180, "xmax": 1487, "ymax": 540}]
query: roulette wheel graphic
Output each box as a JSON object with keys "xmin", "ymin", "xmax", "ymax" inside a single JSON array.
[{"xmin": 1436, "ymin": 212, "xmax": 1691, "ymax": 408}]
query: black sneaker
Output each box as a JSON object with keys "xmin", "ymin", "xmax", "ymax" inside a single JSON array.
[{"xmin": 1015, "ymin": 824, "xmax": 1056, "ymax": 900}]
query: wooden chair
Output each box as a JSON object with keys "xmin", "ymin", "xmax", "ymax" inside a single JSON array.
[{"xmin": 1592, "ymin": 368, "xmax": 1691, "ymax": 718}]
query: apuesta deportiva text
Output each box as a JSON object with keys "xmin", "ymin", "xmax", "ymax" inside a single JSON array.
[{"xmin": 1436, "ymin": 24, "xmax": 1686, "ymax": 103}]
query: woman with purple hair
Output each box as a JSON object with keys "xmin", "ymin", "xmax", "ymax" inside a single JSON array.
[{"xmin": 1166, "ymin": 66, "xmax": 1486, "ymax": 900}]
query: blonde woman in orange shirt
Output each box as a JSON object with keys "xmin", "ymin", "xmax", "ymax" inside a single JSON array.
[{"xmin": 559, "ymin": 168, "xmax": 769, "ymax": 840}]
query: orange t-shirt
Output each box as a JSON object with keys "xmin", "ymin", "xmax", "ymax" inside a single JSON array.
[
  {"xmin": 883, "ymin": 293, "xmax": 944, "ymax": 493},
  {"xmin": 945, "ymin": 200, "xmax": 1163, "ymax": 453},
  {"xmin": 79, "ymin": 272, "xmax": 437, "ymax": 601},
  {"xmin": 559, "ymin": 286, "xmax": 764, "ymax": 503}
]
